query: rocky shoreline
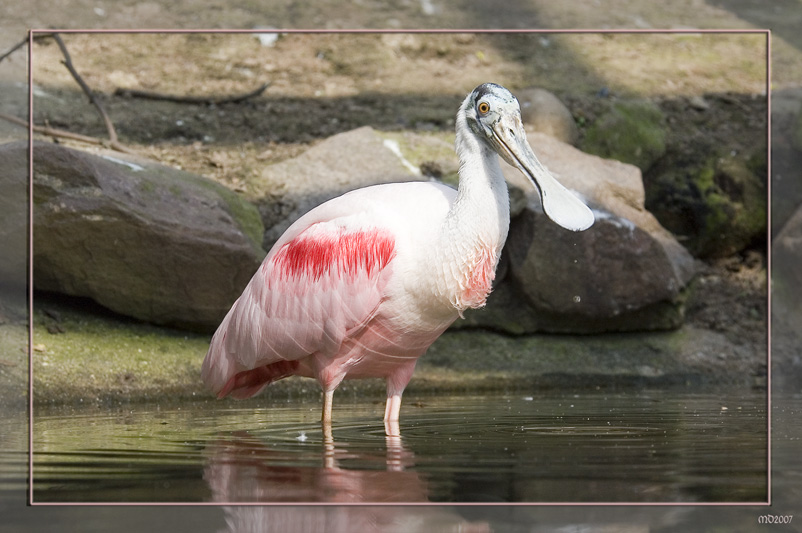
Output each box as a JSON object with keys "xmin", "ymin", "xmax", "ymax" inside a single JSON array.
[{"xmin": 0, "ymin": 63, "xmax": 785, "ymax": 405}]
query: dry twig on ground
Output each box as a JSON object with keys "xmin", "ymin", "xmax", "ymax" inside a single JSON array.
[
  {"xmin": 113, "ymin": 82, "xmax": 271, "ymax": 105},
  {"xmin": 0, "ymin": 35, "xmax": 30, "ymax": 64},
  {"xmin": 1, "ymin": 32, "xmax": 269, "ymax": 155},
  {"xmin": 51, "ymin": 33, "xmax": 121, "ymax": 147},
  {"xmin": 0, "ymin": 32, "xmax": 52, "ymax": 64},
  {"xmin": 0, "ymin": 32, "xmax": 136, "ymax": 154},
  {"xmin": 0, "ymin": 111, "xmax": 138, "ymax": 154}
]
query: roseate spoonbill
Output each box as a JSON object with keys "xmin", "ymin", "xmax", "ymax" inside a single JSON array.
[{"xmin": 201, "ymin": 83, "xmax": 594, "ymax": 435}]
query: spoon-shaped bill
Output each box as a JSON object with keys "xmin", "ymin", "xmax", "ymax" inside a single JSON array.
[{"xmin": 491, "ymin": 118, "xmax": 594, "ymax": 232}]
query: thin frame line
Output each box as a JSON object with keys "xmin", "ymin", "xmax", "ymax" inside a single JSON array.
[
  {"xmin": 27, "ymin": 28, "xmax": 35, "ymax": 508},
  {"xmin": 765, "ymin": 29, "xmax": 772, "ymax": 507},
  {"xmin": 26, "ymin": 28, "xmax": 772, "ymax": 507},
  {"xmin": 30, "ymin": 28, "xmax": 769, "ymax": 34}
]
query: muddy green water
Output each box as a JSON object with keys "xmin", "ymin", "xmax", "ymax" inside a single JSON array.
[{"xmin": 29, "ymin": 389, "xmax": 767, "ymax": 504}]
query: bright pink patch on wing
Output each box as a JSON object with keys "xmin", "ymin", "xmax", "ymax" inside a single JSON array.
[{"xmin": 273, "ymin": 227, "xmax": 396, "ymax": 281}]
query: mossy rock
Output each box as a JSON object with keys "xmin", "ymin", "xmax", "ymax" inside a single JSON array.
[
  {"xmin": 30, "ymin": 141, "xmax": 266, "ymax": 331},
  {"xmin": 582, "ymin": 99, "xmax": 667, "ymax": 172},
  {"xmin": 646, "ymin": 153, "xmax": 767, "ymax": 258}
]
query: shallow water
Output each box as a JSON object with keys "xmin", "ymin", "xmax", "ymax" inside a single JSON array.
[{"xmin": 31, "ymin": 389, "xmax": 767, "ymax": 504}]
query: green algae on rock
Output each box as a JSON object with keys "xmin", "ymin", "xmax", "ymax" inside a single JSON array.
[
  {"xmin": 582, "ymin": 99, "xmax": 667, "ymax": 173},
  {"xmin": 645, "ymin": 153, "xmax": 767, "ymax": 258}
]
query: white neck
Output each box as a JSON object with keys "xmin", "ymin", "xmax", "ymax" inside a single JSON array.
[
  {"xmin": 430, "ymin": 109, "xmax": 511, "ymax": 313},
  {"xmin": 451, "ymin": 113, "xmax": 510, "ymax": 234}
]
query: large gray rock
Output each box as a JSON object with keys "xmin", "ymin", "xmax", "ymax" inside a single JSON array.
[
  {"xmin": 253, "ymin": 126, "xmax": 422, "ymax": 250},
  {"xmin": 501, "ymin": 208, "xmax": 689, "ymax": 332},
  {"xmin": 29, "ymin": 141, "xmax": 265, "ymax": 331},
  {"xmin": 461, "ymin": 132, "xmax": 697, "ymax": 333}
]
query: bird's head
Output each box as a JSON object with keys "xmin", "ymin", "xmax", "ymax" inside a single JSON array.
[{"xmin": 460, "ymin": 83, "xmax": 594, "ymax": 232}]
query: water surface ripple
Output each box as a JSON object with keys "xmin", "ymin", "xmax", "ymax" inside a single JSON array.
[{"xmin": 31, "ymin": 390, "xmax": 767, "ymax": 503}]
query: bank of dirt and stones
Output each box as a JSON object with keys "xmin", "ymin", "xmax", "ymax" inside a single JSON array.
[{"xmin": 0, "ymin": 32, "xmax": 774, "ymax": 404}]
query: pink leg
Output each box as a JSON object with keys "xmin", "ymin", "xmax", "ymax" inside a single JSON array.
[
  {"xmin": 384, "ymin": 394, "xmax": 402, "ymax": 421},
  {"xmin": 322, "ymin": 389, "xmax": 334, "ymax": 424},
  {"xmin": 313, "ymin": 353, "xmax": 346, "ymax": 435},
  {"xmin": 383, "ymin": 361, "xmax": 416, "ymax": 436},
  {"xmin": 383, "ymin": 394, "xmax": 402, "ymax": 437},
  {"xmin": 321, "ymin": 389, "xmax": 334, "ymax": 440}
]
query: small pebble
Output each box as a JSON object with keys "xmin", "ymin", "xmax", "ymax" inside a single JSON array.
[{"xmin": 689, "ymin": 95, "xmax": 709, "ymax": 110}]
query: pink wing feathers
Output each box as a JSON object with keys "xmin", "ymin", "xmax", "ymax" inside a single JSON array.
[{"xmin": 201, "ymin": 215, "xmax": 397, "ymax": 399}]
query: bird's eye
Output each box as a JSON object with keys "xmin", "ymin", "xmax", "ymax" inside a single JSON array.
[{"xmin": 477, "ymin": 101, "xmax": 490, "ymax": 115}]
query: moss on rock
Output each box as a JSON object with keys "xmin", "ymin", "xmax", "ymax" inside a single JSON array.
[
  {"xmin": 139, "ymin": 161, "xmax": 265, "ymax": 253},
  {"xmin": 582, "ymin": 99, "xmax": 667, "ymax": 172},
  {"xmin": 646, "ymin": 153, "xmax": 767, "ymax": 258}
]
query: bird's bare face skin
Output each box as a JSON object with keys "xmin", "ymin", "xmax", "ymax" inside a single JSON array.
[
  {"xmin": 465, "ymin": 83, "xmax": 520, "ymax": 148},
  {"xmin": 466, "ymin": 83, "xmax": 540, "ymax": 174}
]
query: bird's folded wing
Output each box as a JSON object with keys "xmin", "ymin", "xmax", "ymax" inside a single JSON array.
[{"xmin": 202, "ymin": 217, "xmax": 397, "ymax": 392}]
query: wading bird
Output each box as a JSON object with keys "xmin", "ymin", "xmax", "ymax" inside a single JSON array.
[{"xmin": 202, "ymin": 83, "xmax": 594, "ymax": 435}]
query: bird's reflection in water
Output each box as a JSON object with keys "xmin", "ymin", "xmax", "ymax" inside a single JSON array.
[
  {"xmin": 203, "ymin": 428, "xmax": 422, "ymax": 503},
  {"xmin": 203, "ymin": 428, "xmax": 491, "ymax": 532},
  {"xmin": 215, "ymin": 505, "xmax": 492, "ymax": 533}
]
